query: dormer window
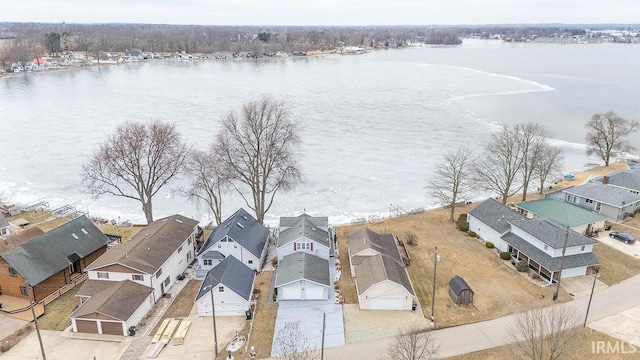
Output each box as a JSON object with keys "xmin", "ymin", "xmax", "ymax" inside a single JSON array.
[{"xmin": 294, "ymin": 242, "xmax": 312, "ymax": 251}]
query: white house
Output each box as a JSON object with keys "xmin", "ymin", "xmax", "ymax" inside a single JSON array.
[
  {"xmin": 83, "ymin": 214, "xmax": 199, "ymax": 304},
  {"xmin": 196, "ymin": 208, "xmax": 269, "ymax": 276},
  {"xmin": 195, "ymin": 256, "xmax": 256, "ymax": 317},
  {"xmin": 274, "ymin": 252, "xmax": 330, "ymax": 301},
  {"xmin": 276, "ymin": 213, "xmax": 333, "ymax": 261},
  {"xmin": 71, "ymin": 280, "xmax": 154, "ymax": 336},
  {"xmin": 347, "ymin": 228, "xmax": 415, "ymax": 311},
  {"xmin": 468, "ymin": 198, "xmax": 599, "ymax": 283}
]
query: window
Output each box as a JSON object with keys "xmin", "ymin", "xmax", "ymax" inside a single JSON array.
[
  {"xmin": 567, "ymin": 194, "xmax": 579, "ymax": 204},
  {"xmin": 296, "ymin": 242, "xmax": 311, "ymax": 251},
  {"xmin": 97, "ymin": 272, "xmax": 109, "ymax": 279},
  {"xmin": 248, "ymin": 260, "xmax": 253, "ymax": 265},
  {"xmin": 218, "ymin": 244, "xmax": 222, "ymax": 248},
  {"xmin": 81, "ymin": 228, "xmax": 88, "ymax": 235},
  {"xmin": 132, "ymin": 274, "xmax": 144, "ymax": 281},
  {"xmin": 204, "ymin": 259, "xmax": 213, "ymax": 266},
  {"xmin": 156, "ymin": 268, "xmax": 163, "ymax": 279},
  {"xmin": 20, "ymin": 286, "xmax": 29, "ymax": 296},
  {"xmin": 581, "ymin": 245, "xmax": 585, "ymax": 251},
  {"xmin": 178, "ymin": 245, "xmax": 183, "ymax": 253},
  {"xmin": 586, "ymin": 199, "xmax": 593, "ymax": 204},
  {"xmin": 188, "ymin": 237, "xmax": 192, "ymax": 245},
  {"xmin": 8, "ymin": 267, "xmax": 18, "ymax": 277},
  {"xmin": 164, "ymin": 276, "xmax": 170, "ymax": 286},
  {"xmin": 218, "ymin": 286, "xmax": 224, "ymax": 292}
]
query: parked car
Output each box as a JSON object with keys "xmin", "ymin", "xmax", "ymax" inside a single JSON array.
[{"xmin": 609, "ymin": 232, "xmax": 636, "ymax": 244}]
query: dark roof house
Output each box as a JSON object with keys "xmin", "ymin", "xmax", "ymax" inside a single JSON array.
[
  {"xmin": 199, "ymin": 208, "xmax": 269, "ymax": 259},
  {"xmin": 195, "ymin": 256, "xmax": 256, "ymax": 302}
]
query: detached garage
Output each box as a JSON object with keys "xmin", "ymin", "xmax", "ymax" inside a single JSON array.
[
  {"xmin": 71, "ymin": 280, "xmax": 154, "ymax": 336},
  {"xmin": 354, "ymin": 253, "xmax": 415, "ymax": 311},
  {"xmin": 275, "ymin": 252, "xmax": 330, "ymax": 301},
  {"xmin": 195, "ymin": 256, "xmax": 256, "ymax": 317}
]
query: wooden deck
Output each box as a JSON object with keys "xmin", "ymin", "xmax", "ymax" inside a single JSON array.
[{"xmin": 0, "ymin": 295, "xmax": 44, "ymax": 320}]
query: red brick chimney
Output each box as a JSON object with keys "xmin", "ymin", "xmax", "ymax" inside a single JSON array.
[{"xmin": 603, "ymin": 175, "xmax": 609, "ymax": 185}]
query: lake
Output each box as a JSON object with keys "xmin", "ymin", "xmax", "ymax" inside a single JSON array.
[{"xmin": 1, "ymin": 39, "xmax": 640, "ymax": 225}]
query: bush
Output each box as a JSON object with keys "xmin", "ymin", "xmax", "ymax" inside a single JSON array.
[
  {"xmin": 485, "ymin": 242, "xmax": 495, "ymax": 249},
  {"xmin": 468, "ymin": 231, "xmax": 477, "ymax": 238},
  {"xmin": 457, "ymin": 213, "xmax": 469, "ymax": 232},
  {"xmin": 500, "ymin": 252, "xmax": 511, "ymax": 260},
  {"xmin": 404, "ymin": 231, "xmax": 417, "ymax": 246},
  {"xmin": 516, "ymin": 260, "xmax": 529, "ymax": 272},
  {"xmin": 592, "ymin": 265, "xmax": 600, "ymax": 274},
  {"xmin": 530, "ymin": 273, "xmax": 540, "ymax": 280}
]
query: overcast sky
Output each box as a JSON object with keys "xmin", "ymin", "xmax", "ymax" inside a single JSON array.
[{"xmin": 2, "ymin": 0, "xmax": 639, "ymax": 26}]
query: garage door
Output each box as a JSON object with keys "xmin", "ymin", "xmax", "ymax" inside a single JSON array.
[
  {"xmin": 369, "ymin": 298, "xmax": 404, "ymax": 310},
  {"xmin": 100, "ymin": 321, "xmax": 124, "ymax": 336},
  {"xmin": 281, "ymin": 287, "xmax": 302, "ymax": 300},
  {"xmin": 304, "ymin": 287, "xmax": 325, "ymax": 300},
  {"xmin": 75, "ymin": 319, "xmax": 99, "ymax": 334},
  {"xmin": 218, "ymin": 303, "xmax": 242, "ymax": 315}
]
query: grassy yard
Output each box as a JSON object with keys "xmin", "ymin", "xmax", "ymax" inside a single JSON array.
[
  {"xmin": 445, "ymin": 328, "xmax": 639, "ymax": 360},
  {"xmin": 37, "ymin": 287, "xmax": 80, "ymax": 330},
  {"xmin": 231, "ymin": 271, "xmax": 277, "ymax": 360}
]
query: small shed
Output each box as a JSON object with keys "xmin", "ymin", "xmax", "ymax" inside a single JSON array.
[{"xmin": 448, "ymin": 275, "xmax": 474, "ymax": 305}]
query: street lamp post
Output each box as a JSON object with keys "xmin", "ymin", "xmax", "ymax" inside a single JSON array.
[
  {"xmin": 204, "ymin": 273, "xmax": 219, "ymax": 356},
  {"xmin": 431, "ymin": 247, "xmax": 440, "ymax": 327}
]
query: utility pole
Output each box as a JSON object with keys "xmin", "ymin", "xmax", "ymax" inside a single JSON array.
[
  {"xmin": 320, "ymin": 312, "xmax": 326, "ymax": 360},
  {"xmin": 553, "ymin": 226, "xmax": 570, "ymax": 301},
  {"xmin": 28, "ymin": 285, "xmax": 47, "ymax": 360},
  {"xmin": 431, "ymin": 247, "xmax": 440, "ymax": 327},
  {"xmin": 206, "ymin": 272, "xmax": 219, "ymax": 356},
  {"xmin": 584, "ymin": 269, "xmax": 599, "ymax": 327}
]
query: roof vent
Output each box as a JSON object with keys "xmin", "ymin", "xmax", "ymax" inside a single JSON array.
[
  {"xmin": 241, "ymin": 215, "xmax": 248, "ymax": 221},
  {"xmin": 237, "ymin": 222, "xmax": 245, "ymax": 229}
]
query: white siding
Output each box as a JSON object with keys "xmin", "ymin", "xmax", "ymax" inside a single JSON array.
[
  {"xmin": 208, "ymin": 235, "xmax": 263, "ymax": 270},
  {"xmin": 358, "ymin": 280, "xmax": 413, "ymax": 311},
  {"xmin": 467, "ymin": 215, "xmax": 509, "ymax": 252},
  {"xmin": 277, "ymin": 238, "xmax": 331, "ymax": 261},
  {"xmin": 561, "ymin": 266, "xmax": 588, "ymax": 278},
  {"xmin": 196, "ymin": 287, "xmax": 250, "ymax": 317}
]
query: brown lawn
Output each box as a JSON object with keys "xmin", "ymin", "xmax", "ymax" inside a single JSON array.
[
  {"xmin": 592, "ymin": 241, "xmax": 640, "ymax": 285},
  {"xmin": 445, "ymin": 329, "xmax": 639, "ymax": 360},
  {"xmin": 149, "ymin": 279, "xmax": 202, "ymax": 335},
  {"xmin": 37, "ymin": 287, "xmax": 80, "ymax": 330}
]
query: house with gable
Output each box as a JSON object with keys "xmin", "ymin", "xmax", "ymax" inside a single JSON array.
[
  {"xmin": 515, "ymin": 198, "xmax": 607, "ymax": 235},
  {"xmin": 593, "ymin": 169, "xmax": 640, "ymax": 194},
  {"xmin": 196, "ymin": 208, "xmax": 269, "ymax": 276},
  {"xmin": 469, "ymin": 198, "xmax": 599, "ymax": 284},
  {"xmin": 548, "ymin": 182, "xmax": 640, "ymax": 220},
  {"xmin": 347, "ymin": 228, "xmax": 415, "ymax": 310},
  {"xmin": 1, "ymin": 216, "xmax": 110, "ymax": 302},
  {"xmin": 273, "ymin": 213, "xmax": 333, "ymax": 301},
  {"xmin": 83, "ymin": 214, "xmax": 199, "ymax": 304},
  {"xmin": 194, "ymin": 256, "xmax": 256, "ymax": 316}
]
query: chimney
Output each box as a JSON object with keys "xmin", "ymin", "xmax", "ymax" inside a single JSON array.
[{"xmin": 603, "ymin": 175, "xmax": 609, "ymax": 185}]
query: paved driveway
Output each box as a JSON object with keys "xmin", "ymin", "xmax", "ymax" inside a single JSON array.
[
  {"xmin": 0, "ymin": 314, "xmax": 28, "ymax": 342},
  {"xmin": 598, "ymin": 231, "xmax": 640, "ymax": 258}
]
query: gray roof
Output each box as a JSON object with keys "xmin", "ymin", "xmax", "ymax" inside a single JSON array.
[
  {"xmin": 594, "ymin": 169, "xmax": 640, "ymax": 192},
  {"xmin": 449, "ymin": 275, "xmax": 473, "ymax": 295},
  {"xmin": 200, "ymin": 208, "xmax": 269, "ymax": 258},
  {"xmin": 86, "ymin": 214, "xmax": 198, "ymax": 275},
  {"xmin": 502, "ymin": 233, "xmax": 599, "ymax": 272},
  {"xmin": 563, "ymin": 182, "xmax": 640, "ymax": 208},
  {"xmin": 468, "ymin": 198, "xmax": 526, "ymax": 234},
  {"xmin": 510, "ymin": 219, "xmax": 596, "ymax": 248},
  {"xmin": 202, "ymin": 250, "xmax": 225, "ymax": 260},
  {"xmin": 348, "ymin": 228, "xmax": 402, "ymax": 263},
  {"xmin": 1, "ymin": 216, "xmax": 111, "ymax": 285},
  {"xmin": 195, "ymin": 256, "xmax": 256, "ymax": 301},
  {"xmin": 274, "ymin": 252, "xmax": 330, "ymax": 287},
  {"xmin": 354, "ymin": 253, "xmax": 414, "ymax": 296},
  {"xmin": 0, "ymin": 227, "xmax": 44, "ymax": 253},
  {"xmin": 0, "ymin": 214, "xmax": 9, "ymax": 228},
  {"xmin": 279, "ymin": 214, "xmax": 328, "ymax": 229},
  {"xmin": 277, "ymin": 214, "xmax": 330, "ymax": 248},
  {"xmin": 72, "ymin": 280, "xmax": 153, "ymax": 321}
]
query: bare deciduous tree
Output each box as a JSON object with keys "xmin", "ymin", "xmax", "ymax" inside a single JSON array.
[
  {"xmin": 183, "ymin": 149, "xmax": 229, "ymax": 225},
  {"xmin": 273, "ymin": 321, "xmax": 317, "ymax": 360},
  {"xmin": 387, "ymin": 324, "xmax": 439, "ymax": 360},
  {"xmin": 585, "ymin": 111, "xmax": 639, "ymax": 166},
  {"xmin": 535, "ymin": 145, "xmax": 564, "ymax": 194},
  {"xmin": 508, "ymin": 305, "xmax": 581, "ymax": 360},
  {"xmin": 516, "ymin": 123, "xmax": 551, "ymax": 202},
  {"xmin": 82, "ymin": 120, "xmax": 190, "ymax": 224},
  {"xmin": 475, "ymin": 126, "xmax": 525, "ymax": 205},
  {"xmin": 215, "ymin": 97, "xmax": 302, "ymax": 223},
  {"xmin": 427, "ymin": 147, "xmax": 475, "ymax": 222}
]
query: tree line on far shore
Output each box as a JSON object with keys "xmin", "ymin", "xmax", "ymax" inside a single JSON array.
[{"xmin": 79, "ymin": 90, "xmax": 638, "ymax": 226}]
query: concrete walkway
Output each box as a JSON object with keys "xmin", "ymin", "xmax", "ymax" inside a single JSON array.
[{"xmin": 322, "ymin": 273, "xmax": 640, "ymax": 359}]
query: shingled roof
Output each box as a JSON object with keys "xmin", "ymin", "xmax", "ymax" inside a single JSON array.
[
  {"xmin": 0, "ymin": 227, "xmax": 44, "ymax": 253},
  {"xmin": 348, "ymin": 228, "xmax": 402, "ymax": 263},
  {"xmin": 277, "ymin": 214, "xmax": 330, "ymax": 248},
  {"xmin": 354, "ymin": 253, "xmax": 414, "ymax": 296},
  {"xmin": 199, "ymin": 208, "xmax": 269, "ymax": 258},
  {"xmin": 510, "ymin": 218, "xmax": 596, "ymax": 248},
  {"xmin": 1, "ymin": 216, "xmax": 111, "ymax": 285},
  {"xmin": 195, "ymin": 256, "xmax": 256, "ymax": 301},
  {"xmin": 72, "ymin": 280, "xmax": 153, "ymax": 321},
  {"xmin": 563, "ymin": 182, "xmax": 640, "ymax": 208},
  {"xmin": 275, "ymin": 251, "xmax": 330, "ymax": 287},
  {"xmin": 468, "ymin": 198, "xmax": 526, "ymax": 234},
  {"xmin": 85, "ymin": 214, "xmax": 198, "ymax": 275}
]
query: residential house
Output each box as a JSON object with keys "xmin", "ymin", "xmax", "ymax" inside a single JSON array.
[
  {"xmin": 0, "ymin": 216, "xmax": 110, "ymax": 301},
  {"xmin": 515, "ymin": 198, "xmax": 607, "ymax": 235},
  {"xmin": 83, "ymin": 214, "xmax": 199, "ymax": 303},
  {"xmin": 593, "ymin": 170, "xmax": 640, "ymax": 194},
  {"xmin": 468, "ymin": 198, "xmax": 599, "ymax": 283},
  {"xmin": 273, "ymin": 213, "xmax": 333, "ymax": 301},
  {"xmin": 71, "ymin": 280, "xmax": 154, "ymax": 336},
  {"xmin": 196, "ymin": 208, "xmax": 269, "ymax": 276},
  {"xmin": 0, "ymin": 213, "xmax": 9, "ymax": 236},
  {"xmin": 194, "ymin": 256, "xmax": 256, "ymax": 316},
  {"xmin": 0, "ymin": 228, "xmax": 44, "ymax": 298},
  {"xmin": 548, "ymin": 182, "xmax": 640, "ymax": 220},
  {"xmin": 347, "ymin": 228, "xmax": 415, "ymax": 310}
]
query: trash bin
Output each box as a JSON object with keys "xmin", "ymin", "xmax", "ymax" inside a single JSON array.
[
  {"xmin": 411, "ymin": 302, "xmax": 417, "ymax": 311},
  {"xmin": 245, "ymin": 310, "xmax": 252, "ymax": 320},
  {"xmin": 128, "ymin": 326, "xmax": 136, "ymax": 336}
]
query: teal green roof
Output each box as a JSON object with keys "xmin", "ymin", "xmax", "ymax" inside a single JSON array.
[{"xmin": 515, "ymin": 198, "xmax": 606, "ymax": 228}]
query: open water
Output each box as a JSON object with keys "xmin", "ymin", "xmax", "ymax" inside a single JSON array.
[{"xmin": 1, "ymin": 39, "xmax": 640, "ymax": 225}]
